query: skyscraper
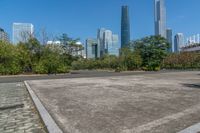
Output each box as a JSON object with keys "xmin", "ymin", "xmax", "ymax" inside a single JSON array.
[
  {"xmin": 86, "ymin": 38, "xmax": 98, "ymax": 59},
  {"xmin": 108, "ymin": 34, "xmax": 119, "ymax": 56},
  {"xmin": 121, "ymin": 5, "xmax": 130, "ymax": 48},
  {"xmin": 97, "ymin": 28, "xmax": 119, "ymax": 57},
  {"xmin": 166, "ymin": 29, "xmax": 173, "ymax": 52},
  {"xmin": 154, "ymin": 0, "xmax": 167, "ymax": 38},
  {"xmin": 0, "ymin": 28, "xmax": 9, "ymax": 42},
  {"xmin": 13, "ymin": 23, "xmax": 34, "ymax": 44},
  {"xmin": 103, "ymin": 30, "xmax": 113, "ymax": 53},
  {"xmin": 97, "ymin": 28, "xmax": 106, "ymax": 57},
  {"xmin": 174, "ymin": 33, "xmax": 184, "ymax": 52}
]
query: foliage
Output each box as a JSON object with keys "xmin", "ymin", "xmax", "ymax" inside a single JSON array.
[
  {"xmin": 0, "ymin": 41, "xmax": 21, "ymax": 74},
  {"xmin": 163, "ymin": 52, "xmax": 200, "ymax": 69},
  {"xmin": 33, "ymin": 46, "xmax": 70, "ymax": 74},
  {"xmin": 1, "ymin": 34, "xmax": 199, "ymax": 75},
  {"xmin": 57, "ymin": 34, "xmax": 83, "ymax": 55},
  {"xmin": 133, "ymin": 36, "xmax": 169, "ymax": 71}
]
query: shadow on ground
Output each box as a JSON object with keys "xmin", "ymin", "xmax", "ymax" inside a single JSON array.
[{"xmin": 183, "ymin": 84, "xmax": 200, "ymax": 89}]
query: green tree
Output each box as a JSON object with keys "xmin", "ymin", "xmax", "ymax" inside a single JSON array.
[
  {"xmin": 58, "ymin": 33, "xmax": 83, "ymax": 56},
  {"xmin": 133, "ymin": 35, "xmax": 169, "ymax": 71},
  {"xmin": 0, "ymin": 41, "xmax": 21, "ymax": 74}
]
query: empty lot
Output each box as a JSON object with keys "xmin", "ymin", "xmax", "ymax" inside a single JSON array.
[{"xmin": 27, "ymin": 71, "xmax": 200, "ymax": 133}]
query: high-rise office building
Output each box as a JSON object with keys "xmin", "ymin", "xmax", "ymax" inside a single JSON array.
[
  {"xmin": 86, "ymin": 38, "xmax": 98, "ymax": 59},
  {"xmin": 166, "ymin": 29, "xmax": 173, "ymax": 52},
  {"xmin": 108, "ymin": 34, "xmax": 119, "ymax": 56},
  {"xmin": 13, "ymin": 23, "xmax": 34, "ymax": 44},
  {"xmin": 154, "ymin": 0, "xmax": 167, "ymax": 38},
  {"xmin": 174, "ymin": 33, "xmax": 184, "ymax": 52},
  {"xmin": 97, "ymin": 28, "xmax": 106, "ymax": 57},
  {"xmin": 97, "ymin": 28, "xmax": 119, "ymax": 57},
  {"xmin": 103, "ymin": 30, "xmax": 113, "ymax": 53},
  {"xmin": 0, "ymin": 28, "xmax": 9, "ymax": 42},
  {"xmin": 121, "ymin": 5, "xmax": 130, "ymax": 48}
]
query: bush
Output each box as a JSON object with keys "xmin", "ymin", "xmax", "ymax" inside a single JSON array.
[{"xmin": 163, "ymin": 52, "xmax": 200, "ymax": 69}]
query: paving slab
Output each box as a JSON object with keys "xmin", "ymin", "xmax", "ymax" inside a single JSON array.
[
  {"xmin": 27, "ymin": 71, "xmax": 200, "ymax": 133},
  {"xmin": 0, "ymin": 82, "xmax": 47, "ymax": 133}
]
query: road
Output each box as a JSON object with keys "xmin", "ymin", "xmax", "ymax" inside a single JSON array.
[{"xmin": 0, "ymin": 70, "xmax": 188, "ymax": 83}]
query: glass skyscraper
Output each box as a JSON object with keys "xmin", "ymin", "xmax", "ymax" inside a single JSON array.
[
  {"xmin": 121, "ymin": 5, "xmax": 130, "ymax": 48},
  {"xmin": 13, "ymin": 23, "xmax": 34, "ymax": 44},
  {"xmin": 103, "ymin": 30, "xmax": 113, "ymax": 53},
  {"xmin": 108, "ymin": 34, "xmax": 119, "ymax": 56},
  {"xmin": 86, "ymin": 38, "xmax": 98, "ymax": 59},
  {"xmin": 97, "ymin": 28, "xmax": 106, "ymax": 57},
  {"xmin": 97, "ymin": 28, "xmax": 119, "ymax": 57},
  {"xmin": 154, "ymin": 0, "xmax": 167, "ymax": 38},
  {"xmin": 166, "ymin": 29, "xmax": 173, "ymax": 52},
  {"xmin": 174, "ymin": 33, "xmax": 184, "ymax": 52}
]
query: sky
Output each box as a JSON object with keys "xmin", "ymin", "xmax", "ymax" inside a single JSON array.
[{"xmin": 0, "ymin": 0, "xmax": 200, "ymax": 43}]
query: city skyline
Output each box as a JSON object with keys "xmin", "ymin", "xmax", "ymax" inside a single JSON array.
[{"xmin": 1, "ymin": 0, "xmax": 200, "ymax": 43}]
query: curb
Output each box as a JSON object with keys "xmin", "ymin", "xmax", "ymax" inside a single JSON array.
[
  {"xmin": 24, "ymin": 81, "xmax": 63, "ymax": 133},
  {"xmin": 178, "ymin": 123, "xmax": 200, "ymax": 133}
]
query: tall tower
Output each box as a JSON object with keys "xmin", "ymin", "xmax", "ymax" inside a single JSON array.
[
  {"xmin": 97, "ymin": 28, "xmax": 106, "ymax": 57},
  {"xmin": 154, "ymin": 0, "xmax": 166, "ymax": 38},
  {"xmin": 121, "ymin": 5, "xmax": 130, "ymax": 48},
  {"xmin": 166, "ymin": 29, "xmax": 173, "ymax": 52},
  {"xmin": 174, "ymin": 33, "xmax": 184, "ymax": 53}
]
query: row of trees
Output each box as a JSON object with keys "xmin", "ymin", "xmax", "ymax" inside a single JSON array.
[
  {"xmin": 72, "ymin": 36, "xmax": 169, "ymax": 71},
  {"xmin": 163, "ymin": 52, "xmax": 200, "ymax": 69},
  {"xmin": 0, "ymin": 34, "xmax": 82, "ymax": 75},
  {"xmin": 0, "ymin": 34, "xmax": 199, "ymax": 75}
]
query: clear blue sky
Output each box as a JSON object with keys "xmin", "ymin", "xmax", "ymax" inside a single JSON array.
[{"xmin": 0, "ymin": 0, "xmax": 200, "ymax": 42}]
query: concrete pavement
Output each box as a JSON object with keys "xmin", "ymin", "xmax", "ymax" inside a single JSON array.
[{"xmin": 26, "ymin": 71, "xmax": 200, "ymax": 133}]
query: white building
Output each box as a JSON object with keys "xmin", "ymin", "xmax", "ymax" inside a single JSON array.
[
  {"xmin": 13, "ymin": 23, "xmax": 34, "ymax": 44},
  {"xmin": 174, "ymin": 33, "xmax": 184, "ymax": 52}
]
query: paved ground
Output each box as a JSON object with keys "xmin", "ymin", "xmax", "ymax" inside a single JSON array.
[
  {"xmin": 27, "ymin": 71, "xmax": 200, "ymax": 133},
  {"xmin": 0, "ymin": 82, "xmax": 47, "ymax": 133}
]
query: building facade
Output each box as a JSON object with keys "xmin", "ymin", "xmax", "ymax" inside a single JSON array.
[
  {"xmin": 86, "ymin": 39, "xmax": 98, "ymax": 59},
  {"xmin": 108, "ymin": 34, "xmax": 119, "ymax": 56},
  {"xmin": 154, "ymin": 0, "xmax": 167, "ymax": 38},
  {"xmin": 103, "ymin": 30, "xmax": 113, "ymax": 54},
  {"xmin": 121, "ymin": 5, "xmax": 130, "ymax": 48},
  {"xmin": 13, "ymin": 23, "xmax": 34, "ymax": 44},
  {"xmin": 174, "ymin": 33, "xmax": 184, "ymax": 52},
  {"xmin": 0, "ymin": 28, "xmax": 9, "ymax": 42},
  {"xmin": 97, "ymin": 28, "xmax": 106, "ymax": 57},
  {"xmin": 96, "ymin": 28, "xmax": 119, "ymax": 58},
  {"xmin": 166, "ymin": 29, "xmax": 173, "ymax": 52}
]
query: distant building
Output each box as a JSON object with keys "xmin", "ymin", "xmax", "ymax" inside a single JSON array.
[
  {"xmin": 121, "ymin": 5, "xmax": 130, "ymax": 48},
  {"xmin": 97, "ymin": 28, "xmax": 106, "ymax": 57},
  {"xmin": 154, "ymin": 0, "xmax": 167, "ymax": 38},
  {"xmin": 96, "ymin": 28, "xmax": 119, "ymax": 58},
  {"xmin": 174, "ymin": 33, "xmax": 184, "ymax": 52},
  {"xmin": 86, "ymin": 39, "xmax": 98, "ymax": 59},
  {"xmin": 166, "ymin": 29, "xmax": 173, "ymax": 52},
  {"xmin": 0, "ymin": 28, "xmax": 9, "ymax": 42},
  {"xmin": 103, "ymin": 30, "xmax": 113, "ymax": 54},
  {"xmin": 108, "ymin": 34, "xmax": 119, "ymax": 56},
  {"xmin": 13, "ymin": 23, "xmax": 34, "ymax": 44}
]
